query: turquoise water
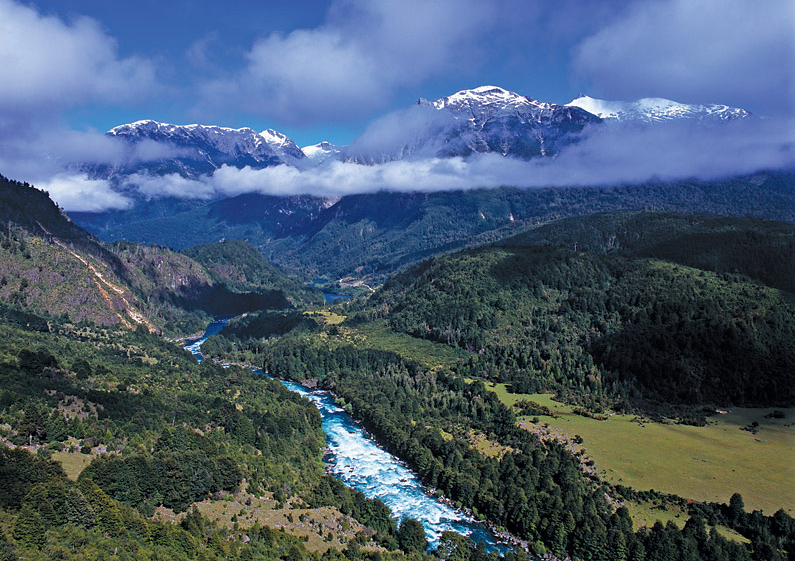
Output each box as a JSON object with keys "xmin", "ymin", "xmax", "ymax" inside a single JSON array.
[
  {"xmin": 279, "ymin": 379, "xmax": 506, "ymax": 551},
  {"xmin": 183, "ymin": 318, "xmax": 228, "ymax": 360},
  {"xmin": 184, "ymin": 321, "xmax": 507, "ymax": 553}
]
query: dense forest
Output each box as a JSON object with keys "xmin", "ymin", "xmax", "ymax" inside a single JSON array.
[
  {"xmin": 0, "ymin": 303, "xmax": 453, "ymax": 559},
  {"xmin": 0, "ymin": 176, "xmax": 450, "ymax": 559},
  {"xmin": 238, "ymin": 210, "xmax": 794, "ymax": 559}
]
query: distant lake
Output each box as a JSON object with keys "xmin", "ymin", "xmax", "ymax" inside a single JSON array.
[{"xmin": 323, "ymin": 292, "xmax": 351, "ymax": 303}]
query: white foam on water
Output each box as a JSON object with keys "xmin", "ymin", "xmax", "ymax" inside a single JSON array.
[{"xmin": 185, "ymin": 324, "xmax": 506, "ymax": 553}]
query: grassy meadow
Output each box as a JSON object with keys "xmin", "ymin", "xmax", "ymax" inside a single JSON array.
[
  {"xmin": 50, "ymin": 451, "xmax": 93, "ymax": 480},
  {"xmin": 486, "ymin": 383, "xmax": 794, "ymax": 515}
]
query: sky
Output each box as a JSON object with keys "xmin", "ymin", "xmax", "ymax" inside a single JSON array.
[{"xmin": 0, "ymin": 0, "xmax": 793, "ymax": 210}]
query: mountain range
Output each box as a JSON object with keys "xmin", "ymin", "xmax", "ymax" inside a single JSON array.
[
  {"xmin": 86, "ymin": 120, "xmax": 306, "ymax": 182},
  {"xmin": 346, "ymin": 85, "xmax": 602, "ymax": 163},
  {"xmin": 83, "ymin": 86, "xmax": 752, "ymax": 183},
  {"xmin": 64, "ymin": 85, "xmax": 771, "ymax": 283}
]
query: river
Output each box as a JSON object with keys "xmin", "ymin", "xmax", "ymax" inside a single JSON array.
[{"xmin": 184, "ymin": 321, "xmax": 507, "ymax": 553}]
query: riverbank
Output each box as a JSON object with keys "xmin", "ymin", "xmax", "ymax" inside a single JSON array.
[{"xmin": 183, "ymin": 320, "xmax": 516, "ymax": 555}]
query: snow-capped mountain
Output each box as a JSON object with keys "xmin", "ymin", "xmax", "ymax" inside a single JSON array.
[
  {"xmin": 347, "ymin": 86, "xmax": 601, "ymax": 163},
  {"xmin": 566, "ymin": 95, "xmax": 749, "ymax": 123},
  {"xmin": 80, "ymin": 88, "xmax": 752, "ymax": 187},
  {"xmin": 302, "ymin": 141, "xmax": 342, "ymax": 163},
  {"xmin": 88, "ymin": 120, "xmax": 305, "ymax": 181}
]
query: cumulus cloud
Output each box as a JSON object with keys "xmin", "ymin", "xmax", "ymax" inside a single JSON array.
[
  {"xmin": 573, "ymin": 0, "xmax": 795, "ymax": 116},
  {"xmin": 0, "ymin": 0, "xmax": 158, "ymax": 123},
  {"xmin": 37, "ymin": 174, "xmax": 132, "ymax": 212},
  {"xmin": 199, "ymin": 0, "xmax": 497, "ymax": 124}
]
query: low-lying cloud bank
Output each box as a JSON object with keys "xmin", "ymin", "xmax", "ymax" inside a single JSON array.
[
  {"xmin": 13, "ymin": 117, "xmax": 795, "ymax": 212},
  {"xmin": 39, "ymin": 174, "xmax": 132, "ymax": 213},
  {"xmin": 206, "ymin": 118, "xmax": 795, "ymax": 198}
]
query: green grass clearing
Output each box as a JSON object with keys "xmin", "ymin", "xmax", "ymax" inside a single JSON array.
[
  {"xmin": 51, "ymin": 451, "xmax": 93, "ymax": 480},
  {"xmin": 305, "ymin": 310, "xmax": 346, "ymax": 326},
  {"xmin": 625, "ymin": 500, "xmax": 750, "ymax": 544},
  {"xmin": 467, "ymin": 429, "xmax": 514, "ymax": 460},
  {"xmin": 349, "ymin": 321, "xmax": 466, "ymax": 370},
  {"xmin": 484, "ymin": 383, "xmax": 795, "ymax": 515}
]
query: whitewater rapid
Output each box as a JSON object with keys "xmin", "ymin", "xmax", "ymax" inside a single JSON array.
[{"xmin": 184, "ymin": 320, "xmax": 505, "ymax": 552}]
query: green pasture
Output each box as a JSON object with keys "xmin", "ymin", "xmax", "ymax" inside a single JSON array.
[
  {"xmin": 51, "ymin": 451, "xmax": 93, "ymax": 480},
  {"xmin": 486, "ymin": 383, "xmax": 795, "ymax": 515}
]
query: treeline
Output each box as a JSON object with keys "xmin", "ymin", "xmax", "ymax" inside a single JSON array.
[
  {"xmin": 263, "ymin": 339, "xmax": 793, "ymax": 559},
  {"xmin": 616, "ymin": 487, "xmax": 795, "ymax": 561}
]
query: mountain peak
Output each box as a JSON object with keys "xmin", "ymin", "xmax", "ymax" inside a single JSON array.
[
  {"xmin": 94, "ymin": 120, "xmax": 304, "ymax": 181},
  {"xmin": 432, "ymin": 85, "xmax": 538, "ymax": 111},
  {"xmin": 108, "ymin": 120, "xmax": 261, "ymax": 137},
  {"xmin": 301, "ymin": 141, "xmax": 342, "ymax": 162}
]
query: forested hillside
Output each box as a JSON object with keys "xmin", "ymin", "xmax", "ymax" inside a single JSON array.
[
  {"xmin": 503, "ymin": 213, "xmax": 795, "ymax": 293},
  {"xmin": 202, "ymin": 210, "xmax": 795, "ymax": 560},
  {"xmin": 0, "ymin": 303, "xmax": 453, "ymax": 559},
  {"xmin": 360, "ymin": 215, "xmax": 795, "ymax": 410},
  {"xmin": 0, "ymin": 174, "xmax": 317, "ymax": 335},
  {"xmin": 0, "ymin": 175, "xmax": 461, "ymax": 560},
  {"xmin": 182, "ymin": 239, "xmax": 324, "ymax": 305},
  {"xmin": 2, "ymin": 173, "xmax": 793, "ymax": 560},
  {"xmin": 261, "ymin": 329, "xmax": 793, "ymax": 560}
]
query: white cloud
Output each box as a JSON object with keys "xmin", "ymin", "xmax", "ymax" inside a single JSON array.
[
  {"xmin": 159, "ymin": 117, "xmax": 794, "ymax": 199},
  {"xmin": 345, "ymin": 104, "xmax": 458, "ymax": 162},
  {"xmin": 573, "ymin": 0, "xmax": 795, "ymax": 116},
  {"xmin": 199, "ymin": 0, "xmax": 495, "ymax": 124},
  {"xmin": 126, "ymin": 172, "xmax": 216, "ymax": 200},
  {"xmin": 0, "ymin": 0, "xmax": 158, "ymax": 121},
  {"xmin": 38, "ymin": 174, "xmax": 132, "ymax": 212}
]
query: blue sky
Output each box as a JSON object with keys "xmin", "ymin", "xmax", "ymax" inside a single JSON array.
[{"xmin": 7, "ymin": 0, "xmax": 791, "ymax": 148}]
